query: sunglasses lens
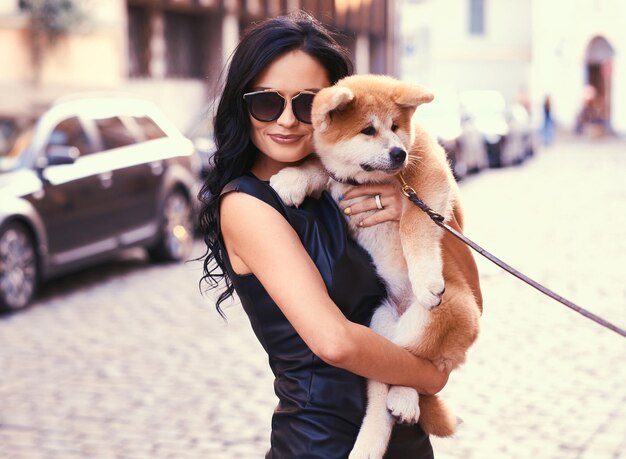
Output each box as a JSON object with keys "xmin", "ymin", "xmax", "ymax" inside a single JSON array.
[
  {"xmin": 292, "ymin": 93, "xmax": 315, "ymax": 124},
  {"xmin": 246, "ymin": 92, "xmax": 284, "ymax": 122}
]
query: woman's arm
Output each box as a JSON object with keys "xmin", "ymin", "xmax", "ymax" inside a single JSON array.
[{"xmin": 220, "ymin": 191, "xmax": 448, "ymax": 395}]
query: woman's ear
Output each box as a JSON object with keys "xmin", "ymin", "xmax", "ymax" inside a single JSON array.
[
  {"xmin": 393, "ymin": 84, "xmax": 434, "ymax": 115},
  {"xmin": 311, "ymin": 86, "xmax": 354, "ymax": 132}
]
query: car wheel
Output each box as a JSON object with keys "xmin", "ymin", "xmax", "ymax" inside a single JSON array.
[
  {"xmin": 485, "ymin": 141, "xmax": 502, "ymax": 168},
  {"xmin": 0, "ymin": 221, "xmax": 38, "ymax": 312},
  {"xmin": 148, "ymin": 189, "xmax": 194, "ymax": 262}
]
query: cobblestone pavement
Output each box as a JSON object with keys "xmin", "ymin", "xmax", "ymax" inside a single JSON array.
[{"xmin": 1, "ymin": 135, "xmax": 625, "ymax": 459}]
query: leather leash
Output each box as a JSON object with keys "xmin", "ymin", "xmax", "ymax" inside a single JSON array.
[{"xmin": 397, "ymin": 173, "xmax": 626, "ymax": 339}]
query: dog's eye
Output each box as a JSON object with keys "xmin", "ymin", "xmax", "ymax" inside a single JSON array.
[
  {"xmin": 361, "ymin": 126, "xmax": 376, "ymax": 136},
  {"xmin": 391, "ymin": 124, "xmax": 399, "ymax": 132}
]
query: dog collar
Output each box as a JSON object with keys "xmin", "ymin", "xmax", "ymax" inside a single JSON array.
[{"xmin": 328, "ymin": 171, "xmax": 361, "ymax": 186}]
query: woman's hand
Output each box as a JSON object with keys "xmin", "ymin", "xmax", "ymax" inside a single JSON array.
[{"xmin": 339, "ymin": 182, "xmax": 403, "ymax": 227}]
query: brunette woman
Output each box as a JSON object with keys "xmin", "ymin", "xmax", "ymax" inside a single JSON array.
[{"xmin": 199, "ymin": 11, "xmax": 450, "ymax": 458}]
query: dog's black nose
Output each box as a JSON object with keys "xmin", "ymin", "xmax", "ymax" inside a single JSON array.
[{"xmin": 389, "ymin": 148, "xmax": 407, "ymax": 165}]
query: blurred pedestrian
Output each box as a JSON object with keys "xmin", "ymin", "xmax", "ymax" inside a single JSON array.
[
  {"xmin": 542, "ymin": 95, "xmax": 554, "ymax": 145},
  {"xmin": 198, "ymin": 11, "xmax": 478, "ymax": 458}
]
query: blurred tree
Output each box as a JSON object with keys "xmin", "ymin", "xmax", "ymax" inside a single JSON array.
[{"xmin": 20, "ymin": 0, "xmax": 88, "ymax": 85}]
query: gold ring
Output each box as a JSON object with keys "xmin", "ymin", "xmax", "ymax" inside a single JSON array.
[{"xmin": 375, "ymin": 194, "xmax": 384, "ymax": 210}]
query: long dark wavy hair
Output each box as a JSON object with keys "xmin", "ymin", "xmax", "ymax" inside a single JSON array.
[{"xmin": 198, "ymin": 11, "xmax": 353, "ymax": 317}]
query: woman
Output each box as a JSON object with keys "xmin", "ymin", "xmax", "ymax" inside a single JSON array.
[{"xmin": 198, "ymin": 12, "xmax": 447, "ymax": 458}]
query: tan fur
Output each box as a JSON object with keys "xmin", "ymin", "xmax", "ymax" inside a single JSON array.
[{"xmin": 270, "ymin": 75, "xmax": 482, "ymax": 458}]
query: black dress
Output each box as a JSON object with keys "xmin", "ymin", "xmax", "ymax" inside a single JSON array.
[{"xmin": 219, "ymin": 175, "xmax": 433, "ymax": 459}]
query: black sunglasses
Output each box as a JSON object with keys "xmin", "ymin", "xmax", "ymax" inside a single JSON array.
[{"xmin": 243, "ymin": 89, "xmax": 319, "ymax": 124}]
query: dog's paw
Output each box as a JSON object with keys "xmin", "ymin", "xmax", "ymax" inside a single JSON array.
[
  {"xmin": 349, "ymin": 438, "xmax": 387, "ymax": 459},
  {"xmin": 414, "ymin": 284, "xmax": 445, "ymax": 311},
  {"xmin": 386, "ymin": 386, "xmax": 420, "ymax": 425},
  {"xmin": 269, "ymin": 168, "xmax": 308, "ymax": 207},
  {"xmin": 412, "ymin": 270, "xmax": 445, "ymax": 311}
]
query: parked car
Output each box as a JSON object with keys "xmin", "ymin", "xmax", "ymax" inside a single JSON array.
[
  {"xmin": 414, "ymin": 89, "xmax": 488, "ymax": 180},
  {"xmin": 506, "ymin": 103, "xmax": 535, "ymax": 161},
  {"xmin": 459, "ymin": 89, "xmax": 523, "ymax": 168},
  {"xmin": 0, "ymin": 94, "xmax": 200, "ymax": 311}
]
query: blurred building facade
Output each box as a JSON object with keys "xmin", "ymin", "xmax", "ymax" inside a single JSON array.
[
  {"xmin": 0, "ymin": 0, "xmax": 394, "ymax": 131},
  {"xmin": 397, "ymin": 0, "xmax": 626, "ymax": 135},
  {"xmin": 397, "ymin": 0, "xmax": 531, "ymax": 104},
  {"xmin": 532, "ymin": 0, "xmax": 625, "ymax": 136},
  {"xmin": 3, "ymin": 0, "xmax": 623, "ymax": 135}
]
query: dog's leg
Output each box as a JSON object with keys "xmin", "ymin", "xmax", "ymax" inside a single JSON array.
[
  {"xmin": 383, "ymin": 300, "xmax": 431, "ymax": 425},
  {"xmin": 392, "ymin": 289, "xmax": 433, "ymax": 349},
  {"xmin": 399, "ymin": 180, "xmax": 451, "ymax": 311},
  {"xmin": 349, "ymin": 301, "xmax": 398, "ymax": 459},
  {"xmin": 349, "ymin": 379, "xmax": 395, "ymax": 459},
  {"xmin": 269, "ymin": 156, "xmax": 328, "ymax": 207}
]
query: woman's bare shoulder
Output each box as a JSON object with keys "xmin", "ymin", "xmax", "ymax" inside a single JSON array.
[{"xmin": 220, "ymin": 190, "xmax": 284, "ymax": 230}]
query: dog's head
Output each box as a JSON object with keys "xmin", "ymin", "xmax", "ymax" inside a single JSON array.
[{"xmin": 312, "ymin": 75, "xmax": 433, "ymax": 184}]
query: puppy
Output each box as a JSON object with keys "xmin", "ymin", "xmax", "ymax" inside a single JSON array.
[{"xmin": 270, "ymin": 75, "xmax": 482, "ymax": 459}]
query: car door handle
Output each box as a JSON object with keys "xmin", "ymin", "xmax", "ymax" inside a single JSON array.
[{"xmin": 98, "ymin": 171, "xmax": 113, "ymax": 188}]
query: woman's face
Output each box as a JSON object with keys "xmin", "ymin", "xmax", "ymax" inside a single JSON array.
[{"xmin": 248, "ymin": 50, "xmax": 331, "ymax": 180}]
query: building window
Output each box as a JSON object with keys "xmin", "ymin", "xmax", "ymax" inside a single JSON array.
[
  {"xmin": 469, "ymin": 0, "xmax": 485, "ymax": 35},
  {"xmin": 127, "ymin": 4, "xmax": 213, "ymax": 80},
  {"xmin": 128, "ymin": 6, "xmax": 151, "ymax": 78},
  {"xmin": 164, "ymin": 12, "xmax": 206, "ymax": 78}
]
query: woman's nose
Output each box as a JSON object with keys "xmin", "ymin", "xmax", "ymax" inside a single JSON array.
[{"xmin": 277, "ymin": 100, "xmax": 298, "ymax": 127}]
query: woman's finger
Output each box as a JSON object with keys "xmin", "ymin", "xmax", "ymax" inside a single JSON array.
[
  {"xmin": 339, "ymin": 181, "xmax": 404, "ymax": 224},
  {"xmin": 357, "ymin": 209, "xmax": 397, "ymax": 227},
  {"xmin": 343, "ymin": 194, "xmax": 387, "ymax": 216}
]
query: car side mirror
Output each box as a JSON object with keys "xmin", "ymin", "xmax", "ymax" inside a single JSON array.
[{"xmin": 46, "ymin": 145, "xmax": 79, "ymax": 166}]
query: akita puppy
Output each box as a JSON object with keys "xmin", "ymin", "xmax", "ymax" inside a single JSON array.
[{"xmin": 270, "ymin": 74, "xmax": 482, "ymax": 459}]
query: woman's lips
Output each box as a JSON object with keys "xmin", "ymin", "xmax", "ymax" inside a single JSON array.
[{"xmin": 269, "ymin": 134, "xmax": 303, "ymax": 144}]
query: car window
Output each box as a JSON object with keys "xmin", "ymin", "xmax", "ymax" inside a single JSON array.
[
  {"xmin": 134, "ymin": 116, "xmax": 166, "ymax": 140},
  {"xmin": 48, "ymin": 117, "xmax": 94, "ymax": 156},
  {"xmin": 95, "ymin": 116, "xmax": 137, "ymax": 150},
  {"xmin": 0, "ymin": 123, "xmax": 34, "ymax": 172}
]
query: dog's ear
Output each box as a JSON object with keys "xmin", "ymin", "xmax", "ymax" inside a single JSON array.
[
  {"xmin": 393, "ymin": 84, "xmax": 434, "ymax": 114},
  {"xmin": 312, "ymin": 86, "xmax": 354, "ymax": 132}
]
